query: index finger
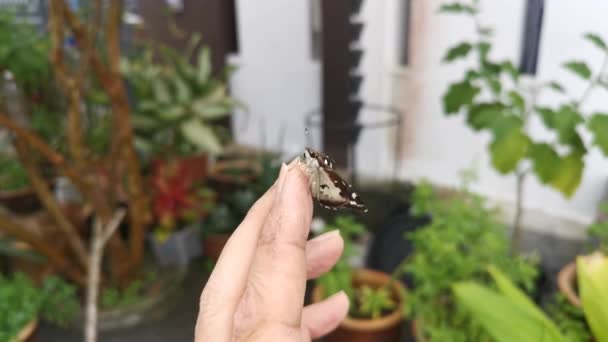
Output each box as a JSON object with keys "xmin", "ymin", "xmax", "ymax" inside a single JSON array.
[{"xmin": 247, "ymin": 164, "xmax": 313, "ymax": 326}]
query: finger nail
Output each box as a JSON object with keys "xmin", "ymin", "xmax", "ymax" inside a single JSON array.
[{"xmin": 312, "ymin": 229, "xmax": 341, "ymax": 242}]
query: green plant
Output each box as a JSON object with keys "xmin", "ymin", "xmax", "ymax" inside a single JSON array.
[
  {"xmin": 201, "ymin": 155, "xmax": 280, "ymax": 235},
  {"xmin": 440, "ymin": 1, "xmax": 608, "ymax": 250},
  {"xmin": 548, "ymin": 294, "xmax": 591, "ymax": 342},
  {"xmin": 316, "ymin": 216, "xmax": 399, "ymax": 319},
  {"xmin": 122, "ymin": 36, "xmax": 241, "ymax": 157},
  {"xmin": 405, "ymin": 181, "xmax": 538, "ymax": 341},
  {"xmin": 588, "ymin": 203, "xmax": 608, "ymax": 253},
  {"xmin": 0, "ymin": 152, "xmax": 30, "ymax": 191},
  {"xmin": 100, "ymin": 270, "xmax": 158, "ymax": 309},
  {"xmin": 0, "ymin": 8, "xmax": 51, "ymax": 94},
  {"xmin": 577, "ymin": 252, "xmax": 608, "ymax": 342},
  {"xmin": 454, "ymin": 266, "xmax": 568, "ymax": 342},
  {"xmin": 455, "ymin": 258, "xmax": 608, "ymax": 342},
  {"xmin": 151, "ymin": 158, "xmax": 217, "ymax": 241},
  {"xmin": 0, "ymin": 272, "xmax": 78, "ymax": 341}
]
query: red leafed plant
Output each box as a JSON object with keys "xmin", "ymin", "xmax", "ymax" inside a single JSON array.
[{"xmin": 151, "ymin": 159, "xmax": 215, "ymax": 240}]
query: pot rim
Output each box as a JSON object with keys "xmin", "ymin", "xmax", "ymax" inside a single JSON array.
[
  {"xmin": 11, "ymin": 317, "xmax": 37, "ymax": 342},
  {"xmin": 311, "ymin": 268, "xmax": 405, "ymax": 332}
]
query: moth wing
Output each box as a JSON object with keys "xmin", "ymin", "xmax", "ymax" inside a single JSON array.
[{"xmin": 316, "ymin": 168, "xmax": 349, "ymax": 208}]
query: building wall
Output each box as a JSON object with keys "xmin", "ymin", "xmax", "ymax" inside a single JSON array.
[{"xmin": 229, "ymin": 0, "xmax": 608, "ymax": 237}]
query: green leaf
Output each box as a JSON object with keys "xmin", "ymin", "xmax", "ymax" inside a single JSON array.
[
  {"xmin": 173, "ymin": 76, "xmax": 191, "ymax": 103},
  {"xmin": 529, "ymin": 143, "xmax": 560, "ymax": 183},
  {"xmin": 550, "ymin": 154, "xmax": 584, "ymax": 197},
  {"xmin": 487, "ymin": 266, "xmax": 556, "ymax": 325},
  {"xmin": 438, "ymin": 3, "xmax": 476, "ymax": 14},
  {"xmin": 537, "ymin": 105, "xmax": 585, "ymax": 152},
  {"xmin": 577, "ymin": 255, "xmax": 608, "ymax": 342},
  {"xmin": 443, "ymin": 80, "xmax": 480, "ymax": 114},
  {"xmin": 563, "ymin": 61, "xmax": 592, "ymax": 80},
  {"xmin": 489, "ymin": 128, "xmax": 529, "ymax": 173},
  {"xmin": 500, "ymin": 61, "xmax": 519, "ymax": 83},
  {"xmin": 454, "ymin": 281, "xmax": 568, "ymax": 342},
  {"xmin": 477, "ymin": 42, "xmax": 491, "ymax": 61},
  {"xmin": 507, "ymin": 91, "xmax": 525, "ymax": 113},
  {"xmin": 444, "ymin": 42, "xmax": 472, "ymax": 62},
  {"xmin": 588, "ymin": 113, "xmax": 608, "ymax": 156},
  {"xmin": 192, "ymin": 99, "xmax": 232, "ymax": 120},
  {"xmin": 180, "ymin": 120, "xmax": 223, "ymax": 154},
  {"xmin": 489, "ymin": 115, "xmax": 523, "ymax": 138},
  {"xmin": 554, "ymin": 105, "xmax": 585, "ymax": 151},
  {"xmin": 467, "ymin": 102, "xmax": 504, "ymax": 130},
  {"xmin": 547, "ymin": 81, "xmax": 565, "ymax": 93},
  {"xmin": 153, "ymin": 79, "xmax": 171, "ymax": 104},
  {"xmin": 536, "ymin": 107, "xmax": 556, "ymax": 128},
  {"xmin": 584, "ymin": 32, "xmax": 608, "ymax": 51},
  {"xmin": 197, "ymin": 46, "xmax": 212, "ymax": 83},
  {"xmin": 465, "ymin": 69, "xmax": 482, "ymax": 81},
  {"xmin": 488, "ymin": 77, "xmax": 501, "ymax": 95},
  {"xmin": 158, "ymin": 106, "xmax": 186, "ymax": 121}
]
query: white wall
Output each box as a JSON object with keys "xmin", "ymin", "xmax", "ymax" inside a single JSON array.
[
  {"xmin": 229, "ymin": 0, "xmax": 321, "ymax": 157},
  {"xmin": 229, "ymin": 0, "xmax": 608, "ymax": 237}
]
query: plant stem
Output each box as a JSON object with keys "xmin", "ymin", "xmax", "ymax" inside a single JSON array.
[
  {"xmin": 85, "ymin": 210, "xmax": 125, "ymax": 342},
  {"xmin": 511, "ymin": 171, "xmax": 527, "ymax": 254},
  {"xmin": 577, "ymin": 51, "xmax": 608, "ymax": 110}
]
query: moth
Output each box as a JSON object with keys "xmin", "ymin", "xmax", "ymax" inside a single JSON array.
[{"xmin": 297, "ymin": 148, "xmax": 367, "ymax": 212}]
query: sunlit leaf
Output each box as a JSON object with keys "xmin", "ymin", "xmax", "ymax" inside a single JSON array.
[
  {"xmin": 550, "ymin": 154, "xmax": 584, "ymax": 197},
  {"xmin": 454, "ymin": 281, "xmax": 568, "ymax": 342},
  {"xmin": 577, "ymin": 254, "xmax": 608, "ymax": 342},
  {"xmin": 180, "ymin": 120, "xmax": 223, "ymax": 154},
  {"xmin": 489, "ymin": 129, "xmax": 529, "ymax": 173}
]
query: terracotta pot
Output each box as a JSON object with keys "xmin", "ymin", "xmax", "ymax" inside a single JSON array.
[
  {"xmin": 557, "ymin": 260, "xmax": 580, "ymax": 307},
  {"xmin": 311, "ymin": 269, "xmax": 405, "ymax": 342},
  {"xmin": 11, "ymin": 318, "xmax": 38, "ymax": 342},
  {"xmin": 202, "ymin": 233, "xmax": 231, "ymax": 262},
  {"xmin": 0, "ymin": 187, "xmax": 41, "ymax": 214}
]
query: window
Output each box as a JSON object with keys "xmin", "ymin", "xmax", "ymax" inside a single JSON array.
[
  {"xmin": 310, "ymin": 0, "xmax": 322, "ymax": 60},
  {"xmin": 519, "ymin": 0, "xmax": 545, "ymax": 75},
  {"xmin": 397, "ymin": 0, "xmax": 412, "ymax": 67}
]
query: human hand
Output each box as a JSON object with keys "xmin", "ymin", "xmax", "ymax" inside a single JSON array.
[{"xmin": 195, "ymin": 162, "xmax": 349, "ymax": 341}]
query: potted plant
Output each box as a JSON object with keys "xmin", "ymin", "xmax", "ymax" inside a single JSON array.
[
  {"xmin": 404, "ymin": 181, "xmax": 538, "ymax": 341},
  {"xmin": 455, "ymin": 255, "xmax": 608, "ymax": 342},
  {"xmin": 311, "ymin": 216, "xmax": 406, "ymax": 342},
  {"xmin": 558, "ymin": 203, "xmax": 608, "ymax": 308},
  {"xmin": 440, "ymin": 2, "xmax": 608, "ymax": 254},
  {"xmin": 121, "ymin": 36, "xmax": 241, "ymax": 161},
  {"xmin": 149, "ymin": 158, "xmax": 216, "ymax": 266},
  {"xmin": 0, "ymin": 273, "xmax": 78, "ymax": 342},
  {"xmin": 201, "ymin": 152, "xmax": 280, "ymax": 262}
]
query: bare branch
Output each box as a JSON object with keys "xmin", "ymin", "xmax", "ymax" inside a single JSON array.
[
  {"xmin": 0, "ymin": 210, "xmax": 86, "ymax": 285},
  {"xmin": 15, "ymin": 141, "xmax": 90, "ymax": 270}
]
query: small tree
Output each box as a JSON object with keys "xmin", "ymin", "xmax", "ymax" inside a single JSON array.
[{"xmin": 440, "ymin": 1, "xmax": 608, "ymax": 252}]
